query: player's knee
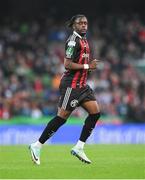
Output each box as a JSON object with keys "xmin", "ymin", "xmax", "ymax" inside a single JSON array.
[
  {"xmin": 85, "ymin": 112, "xmax": 101, "ymax": 129},
  {"xmin": 57, "ymin": 108, "xmax": 71, "ymax": 120}
]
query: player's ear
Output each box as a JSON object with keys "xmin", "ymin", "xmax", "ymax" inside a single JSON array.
[{"xmin": 72, "ymin": 24, "xmax": 75, "ymax": 30}]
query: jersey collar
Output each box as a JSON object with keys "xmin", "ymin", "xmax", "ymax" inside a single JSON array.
[{"xmin": 73, "ymin": 31, "xmax": 82, "ymax": 39}]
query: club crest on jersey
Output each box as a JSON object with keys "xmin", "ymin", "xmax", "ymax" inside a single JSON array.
[{"xmin": 70, "ymin": 99, "xmax": 78, "ymax": 107}]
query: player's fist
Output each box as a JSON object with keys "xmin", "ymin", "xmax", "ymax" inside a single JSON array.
[{"xmin": 89, "ymin": 59, "xmax": 100, "ymax": 69}]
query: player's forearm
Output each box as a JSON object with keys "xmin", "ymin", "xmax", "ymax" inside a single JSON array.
[{"xmin": 64, "ymin": 58, "xmax": 89, "ymax": 70}]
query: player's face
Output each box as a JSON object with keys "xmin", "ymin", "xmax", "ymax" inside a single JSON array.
[{"xmin": 73, "ymin": 17, "xmax": 88, "ymax": 35}]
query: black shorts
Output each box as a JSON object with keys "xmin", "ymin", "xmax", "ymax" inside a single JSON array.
[{"xmin": 58, "ymin": 85, "xmax": 96, "ymax": 111}]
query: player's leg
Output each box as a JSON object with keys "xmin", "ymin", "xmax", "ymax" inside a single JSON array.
[
  {"xmin": 79, "ymin": 100, "xmax": 100, "ymax": 142},
  {"xmin": 29, "ymin": 86, "xmax": 75, "ymax": 165},
  {"xmin": 29, "ymin": 108, "xmax": 72, "ymax": 165},
  {"xmin": 38, "ymin": 108, "xmax": 71, "ymax": 144},
  {"xmin": 71, "ymin": 100, "xmax": 100, "ymax": 164}
]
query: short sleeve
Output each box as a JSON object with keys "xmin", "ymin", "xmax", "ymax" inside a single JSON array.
[{"xmin": 65, "ymin": 39, "xmax": 79, "ymax": 60}]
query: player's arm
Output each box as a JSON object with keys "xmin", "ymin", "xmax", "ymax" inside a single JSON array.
[
  {"xmin": 64, "ymin": 58, "xmax": 100, "ymax": 70},
  {"xmin": 89, "ymin": 59, "xmax": 100, "ymax": 69},
  {"xmin": 64, "ymin": 39, "xmax": 86, "ymax": 70},
  {"xmin": 64, "ymin": 58, "xmax": 86, "ymax": 70}
]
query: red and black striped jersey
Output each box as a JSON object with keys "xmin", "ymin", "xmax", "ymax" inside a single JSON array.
[{"xmin": 60, "ymin": 31, "xmax": 90, "ymax": 89}]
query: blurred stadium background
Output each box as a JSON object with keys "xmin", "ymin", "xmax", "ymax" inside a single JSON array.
[{"xmin": 0, "ymin": 0, "xmax": 145, "ymax": 145}]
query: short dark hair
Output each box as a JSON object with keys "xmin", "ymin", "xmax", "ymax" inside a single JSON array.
[{"xmin": 66, "ymin": 14, "xmax": 87, "ymax": 28}]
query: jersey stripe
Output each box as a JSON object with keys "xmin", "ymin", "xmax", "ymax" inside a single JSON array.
[
  {"xmin": 71, "ymin": 71, "xmax": 80, "ymax": 88},
  {"xmin": 83, "ymin": 40, "xmax": 89, "ymax": 86},
  {"xmin": 80, "ymin": 40, "xmax": 89, "ymax": 87},
  {"xmin": 80, "ymin": 58, "xmax": 87, "ymax": 87}
]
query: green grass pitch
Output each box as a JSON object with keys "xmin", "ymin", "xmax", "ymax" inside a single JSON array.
[{"xmin": 0, "ymin": 144, "xmax": 144, "ymax": 179}]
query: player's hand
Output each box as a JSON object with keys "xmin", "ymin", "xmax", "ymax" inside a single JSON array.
[{"xmin": 89, "ymin": 59, "xmax": 100, "ymax": 69}]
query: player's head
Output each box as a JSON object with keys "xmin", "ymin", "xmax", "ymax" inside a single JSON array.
[{"xmin": 66, "ymin": 14, "xmax": 88, "ymax": 35}]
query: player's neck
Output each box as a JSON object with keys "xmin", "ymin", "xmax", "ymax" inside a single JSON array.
[{"xmin": 73, "ymin": 31, "xmax": 86, "ymax": 39}]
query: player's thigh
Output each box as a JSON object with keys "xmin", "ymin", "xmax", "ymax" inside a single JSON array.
[
  {"xmin": 81, "ymin": 100, "xmax": 100, "ymax": 114},
  {"xmin": 57, "ymin": 107, "xmax": 72, "ymax": 119},
  {"xmin": 58, "ymin": 86, "xmax": 79, "ymax": 115}
]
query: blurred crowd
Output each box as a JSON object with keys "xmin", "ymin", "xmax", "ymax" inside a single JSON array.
[{"xmin": 0, "ymin": 14, "xmax": 145, "ymax": 123}]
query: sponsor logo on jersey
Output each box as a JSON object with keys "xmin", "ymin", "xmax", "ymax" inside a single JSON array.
[{"xmin": 82, "ymin": 53, "xmax": 89, "ymax": 58}]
